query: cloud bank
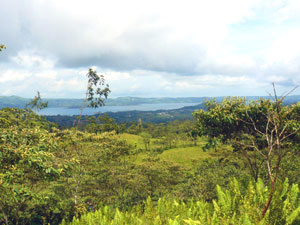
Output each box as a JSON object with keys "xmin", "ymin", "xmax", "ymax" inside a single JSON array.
[{"xmin": 0, "ymin": 0, "xmax": 300, "ymax": 97}]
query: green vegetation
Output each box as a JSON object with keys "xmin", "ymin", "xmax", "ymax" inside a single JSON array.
[
  {"xmin": 1, "ymin": 65, "xmax": 300, "ymax": 225},
  {"xmin": 194, "ymin": 88, "xmax": 300, "ymax": 218},
  {"xmin": 64, "ymin": 178, "xmax": 300, "ymax": 225},
  {"xmin": 1, "ymin": 99, "xmax": 300, "ymax": 224},
  {"xmin": 76, "ymin": 68, "xmax": 110, "ymax": 129},
  {"xmin": 159, "ymin": 145, "xmax": 212, "ymax": 168}
]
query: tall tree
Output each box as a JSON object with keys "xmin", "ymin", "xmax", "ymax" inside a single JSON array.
[
  {"xmin": 193, "ymin": 84, "xmax": 300, "ymax": 219},
  {"xmin": 25, "ymin": 91, "xmax": 48, "ymax": 111},
  {"xmin": 76, "ymin": 68, "xmax": 110, "ymax": 129}
]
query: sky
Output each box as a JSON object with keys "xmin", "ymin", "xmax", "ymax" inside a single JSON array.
[{"xmin": 0, "ymin": 0, "xmax": 300, "ymax": 98}]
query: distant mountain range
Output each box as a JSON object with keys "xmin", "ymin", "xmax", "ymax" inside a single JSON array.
[{"xmin": 1, "ymin": 95, "xmax": 300, "ymax": 109}]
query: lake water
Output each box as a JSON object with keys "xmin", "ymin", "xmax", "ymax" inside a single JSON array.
[{"xmin": 38, "ymin": 103, "xmax": 201, "ymax": 116}]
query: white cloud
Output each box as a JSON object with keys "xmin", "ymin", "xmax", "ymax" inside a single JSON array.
[
  {"xmin": 0, "ymin": 70, "xmax": 31, "ymax": 83},
  {"xmin": 36, "ymin": 71, "xmax": 57, "ymax": 80},
  {"xmin": 0, "ymin": 0, "xmax": 300, "ymax": 97},
  {"xmin": 265, "ymin": 29, "xmax": 300, "ymax": 65},
  {"xmin": 106, "ymin": 71, "xmax": 131, "ymax": 81},
  {"xmin": 276, "ymin": 0, "xmax": 300, "ymax": 22},
  {"xmin": 12, "ymin": 51, "xmax": 55, "ymax": 69}
]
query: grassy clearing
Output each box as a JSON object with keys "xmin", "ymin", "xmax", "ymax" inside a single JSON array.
[
  {"xmin": 118, "ymin": 133, "xmax": 144, "ymax": 148},
  {"xmin": 133, "ymin": 144, "xmax": 214, "ymax": 168},
  {"xmin": 159, "ymin": 146, "xmax": 213, "ymax": 168},
  {"xmin": 118, "ymin": 133, "xmax": 166, "ymax": 150},
  {"xmin": 119, "ymin": 133, "xmax": 218, "ymax": 168}
]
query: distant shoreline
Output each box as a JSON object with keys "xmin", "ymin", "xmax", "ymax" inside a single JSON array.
[
  {"xmin": 1, "ymin": 95, "xmax": 299, "ymax": 110},
  {"xmin": 38, "ymin": 102, "xmax": 203, "ymax": 116}
]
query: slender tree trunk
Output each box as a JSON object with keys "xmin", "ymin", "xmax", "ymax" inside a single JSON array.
[
  {"xmin": 76, "ymin": 83, "xmax": 89, "ymax": 130},
  {"xmin": 261, "ymin": 154, "xmax": 281, "ymax": 218},
  {"xmin": 262, "ymin": 177, "xmax": 277, "ymax": 217},
  {"xmin": 76, "ymin": 98, "xmax": 87, "ymax": 130}
]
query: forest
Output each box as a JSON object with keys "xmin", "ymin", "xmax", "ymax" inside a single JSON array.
[
  {"xmin": 1, "ymin": 67, "xmax": 300, "ymax": 225},
  {"xmin": 2, "ymin": 0, "xmax": 300, "ymax": 223}
]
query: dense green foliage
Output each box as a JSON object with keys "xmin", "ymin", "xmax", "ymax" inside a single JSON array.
[
  {"xmin": 0, "ymin": 108, "xmax": 201, "ymax": 224},
  {"xmin": 0, "ymin": 108, "xmax": 65, "ymax": 224},
  {"xmin": 1, "ymin": 95, "xmax": 300, "ymax": 224},
  {"xmin": 63, "ymin": 178, "xmax": 300, "ymax": 225},
  {"xmin": 194, "ymin": 96, "xmax": 300, "ymax": 218}
]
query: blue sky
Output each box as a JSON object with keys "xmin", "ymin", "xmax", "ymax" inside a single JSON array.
[{"xmin": 0, "ymin": 0, "xmax": 300, "ymax": 98}]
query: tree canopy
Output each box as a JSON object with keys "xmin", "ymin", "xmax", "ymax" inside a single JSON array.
[
  {"xmin": 193, "ymin": 92, "xmax": 300, "ymax": 218},
  {"xmin": 25, "ymin": 91, "xmax": 48, "ymax": 111}
]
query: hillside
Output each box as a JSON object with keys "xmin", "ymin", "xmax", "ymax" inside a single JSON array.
[
  {"xmin": 0, "ymin": 96, "xmax": 207, "ymax": 108},
  {"xmin": 1, "ymin": 98, "xmax": 300, "ymax": 225},
  {"xmin": 1, "ymin": 95, "xmax": 300, "ymax": 109}
]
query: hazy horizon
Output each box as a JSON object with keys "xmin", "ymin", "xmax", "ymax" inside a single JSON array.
[{"xmin": 1, "ymin": 94, "xmax": 300, "ymax": 100}]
